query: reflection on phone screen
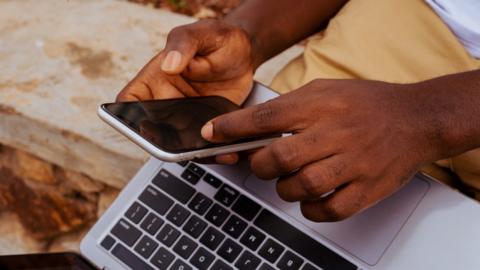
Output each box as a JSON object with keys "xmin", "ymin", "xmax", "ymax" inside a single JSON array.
[{"xmin": 104, "ymin": 96, "xmax": 241, "ymax": 153}]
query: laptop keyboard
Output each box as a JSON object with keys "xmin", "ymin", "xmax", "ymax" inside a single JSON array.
[{"xmin": 100, "ymin": 162, "xmax": 357, "ymax": 270}]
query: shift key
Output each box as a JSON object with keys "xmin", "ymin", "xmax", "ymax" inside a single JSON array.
[
  {"xmin": 139, "ymin": 185, "xmax": 174, "ymax": 215},
  {"xmin": 111, "ymin": 219, "xmax": 142, "ymax": 247}
]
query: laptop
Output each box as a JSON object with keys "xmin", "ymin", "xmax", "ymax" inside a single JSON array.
[{"xmin": 79, "ymin": 83, "xmax": 480, "ymax": 270}]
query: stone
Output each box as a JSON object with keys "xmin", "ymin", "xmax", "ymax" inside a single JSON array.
[
  {"xmin": 97, "ymin": 188, "xmax": 120, "ymax": 218},
  {"xmin": 0, "ymin": 0, "xmax": 302, "ymax": 189},
  {"xmin": 57, "ymin": 169, "xmax": 104, "ymax": 194},
  {"xmin": 14, "ymin": 149, "xmax": 56, "ymax": 185},
  {"xmin": 47, "ymin": 228, "xmax": 89, "ymax": 254},
  {"xmin": 0, "ymin": 168, "xmax": 97, "ymax": 241},
  {"xmin": 0, "ymin": 213, "xmax": 45, "ymax": 255}
]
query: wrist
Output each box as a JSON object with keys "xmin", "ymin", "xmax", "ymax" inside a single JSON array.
[
  {"xmin": 405, "ymin": 78, "xmax": 479, "ymax": 162},
  {"xmin": 224, "ymin": 14, "xmax": 268, "ymax": 69}
]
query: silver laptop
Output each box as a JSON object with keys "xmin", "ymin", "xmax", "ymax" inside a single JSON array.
[{"xmin": 80, "ymin": 84, "xmax": 480, "ymax": 270}]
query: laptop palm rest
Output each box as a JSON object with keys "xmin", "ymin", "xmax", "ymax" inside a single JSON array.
[{"xmin": 244, "ymin": 175, "xmax": 430, "ymax": 266}]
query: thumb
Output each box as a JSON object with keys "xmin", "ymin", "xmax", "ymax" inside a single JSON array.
[{"xmin": 161, "ymin": 28, "xmax": 199, "ymax": 75}]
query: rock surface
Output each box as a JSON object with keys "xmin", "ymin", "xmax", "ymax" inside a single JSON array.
[{"xmin": 0, "ymin": 0, "xmax": 302, "ymax": 189}]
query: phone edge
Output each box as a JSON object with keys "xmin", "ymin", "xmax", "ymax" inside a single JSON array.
[{"xmin": 97, "ymin": 106, "xmax": 277, "ymax": 162}]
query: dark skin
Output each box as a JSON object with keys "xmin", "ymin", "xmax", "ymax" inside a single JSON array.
[{"xmin": 117, "ymin": 0, "xmax": 480, "ymax": 221}]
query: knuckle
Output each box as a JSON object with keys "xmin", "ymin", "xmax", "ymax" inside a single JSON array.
[
  {"xmin": 167, "ymin": 26, "xmax": 191, "ymax": 43},
  {"xmin": 169, "ymin": 25, "xmax": 187, "ymax": 36},
  {"xmin": 321, "ymin": 201, "xmax": 348, "ymax": 221},
  {"xmin": 251, "ymin": 102, "xmax": 279, "ymax": 130},
  {"xmin": 269, "ymin": 143, "xmax": 296, "ymax": 172},
  {"xmin": 327, "ymin": 161, "xmax": 346, "ymax": 180},
  {"xmin": 298, "ymin": 169, "xmax": 325, "ymax": 197}
]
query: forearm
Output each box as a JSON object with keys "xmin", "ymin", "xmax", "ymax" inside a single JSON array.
[
  {"xmin": 411, "ymin": 70, "xmax": 480, "ymax": 159},
  {"xmin": 225, "ymin": 0, "xmax": 348, "ymax": 68}
]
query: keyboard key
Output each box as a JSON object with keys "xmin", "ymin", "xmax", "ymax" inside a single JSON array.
[
  {"xmin": 214, "ymin": 184, "xmax": 239, "ymax": 207},
  {"xmin": 111, "ymin": 219, "xmax": 142, "ymax": 247},
  {"xmin": 259, "ymin": 263, "xmax": 276, "ymax": 270},
  {"xmin": 125, "ymin": 202, "xmax": 148, "ymax": 224},
  {"xmin": 190, "ymin": 247, "xmax": 215, "ymax": 270},
  {"xmin": 134, "ymin": 235, "xmax": 159, "ymax": 259},
  {"xmin": 240, "ymin": 227, "xmax": 266, "ymax": 251},
  {"xmin": 188, "ymin": 193, "xmax": 213, "ymax": 215},
  {"xmin": 301, "ymin": 263, "xmax": 319, "ymax": 270},
  {"xmin": 222, "ymin": 215, "xmax": 247, "ymax": 239},
  {"xmin": 205, "ymin": 203, "xmax": 230, "ymax": 227},
  {"xmin": 141, "ymin": 212, "xmax": 164, "ymax": 235},
  {"xmin": 258, "ymin": 239, "xmax": 285, "ymax": 264},
  {"xmin": 210, "ymin": 259, "xmax": 233, "ymax": 270},
  {"xmin": 217, "ymin": 238, "xmax": 242, "ymax": 263},
  {"xmin": 167, "ymin": 204, "xmax": 191, "ymax": 227},
  {"xmin": 231, "ymin": 195, "xmax": 261, "ymax": 221},
  {"xmin": 235, "ymin": 250, "xmax": 261, "ymax": 270},
  {"xmin": 254, "ymin": 209, "xmax": 357, "ymax": 270},
  {"xmin": 181, "ymin": 169, "xmax": 201, "ymax": 185},
  {"xmin": 187, "ymin": 163, "xmax": 205, "ymax": 177},
  {"xmin": 100, "ymin": 235, "xmax": 116, "ymax": 251},
  {"xmin": 183, "ymin": 215, "xmax": 208, "ymax": 238},
  {"xmin": 173, "ymin": 235, "xmax": 198, "ymax": 259},
  {"xmin": 153, "ymin": 170, "xmax": 195, "ymax": 203},
  {"xmin": 200, "ymin": 226, "xmax": 225, "ymax": 251},
  {"xmin": 277, "ymin": 251, "xmax": 304, "ymax": 270},
  {"xmin": 151, "ymin": 247, "xmax": 175, "ymax": 270},
  {"xmin": 139, "ymin": 186, "xmax": 174, "ymax": 215},
  {"xmin": 177, "ymin": 161, "xmax": 189, "ymax": 167},
  {"xmin": 170, "ymin": 259, "xmax": 193, "ymax": 270},
  {"xmin": 156, "ymin": 224, "xmax": 180, "ymax": 247},
  {"xmin": 111, "ymin": 243, "xmax": 154, "ymax": 270},
  {"xmin": 202, "ymin": 173, "xmax": 222, "ymax": 188}
]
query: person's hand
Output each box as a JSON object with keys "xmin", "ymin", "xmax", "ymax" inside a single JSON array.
[
  {"xmin": 200, "ymin": 79, "xmax": 446, "ymax": 222},
  {"xmin": 116, "ymin": 19, "xmax": 255, "ymax": 106}
]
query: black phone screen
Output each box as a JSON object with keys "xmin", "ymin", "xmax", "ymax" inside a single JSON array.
[
  {"xmin": 103, "ymin": 96, "xmax": 241, "ymax": 153},
  {"xmin": 0, "ymin": 253, "xmax": 97, "ymax": 270}
]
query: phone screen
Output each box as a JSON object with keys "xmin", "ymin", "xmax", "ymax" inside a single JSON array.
[
  {"xmin": 102, "ymin": 96, "xmax": 243, "ymax": 153},
  {"xmin": 0, "ymin": 253, "xmax": 96, "ymax": 269}
]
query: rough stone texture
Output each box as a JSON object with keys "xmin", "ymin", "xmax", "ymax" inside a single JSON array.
[
  {"xmin": 0, "ymin": 0, "xmax": 302, "ymax": 189},
  {"xmin": 0, "ymin": 213, "xmax": 46, "ymax": 254},
  {"xmin": 0, "ymin": 167, "xmax": 96, "ymax": 241},
  {"xmin": 47, "ymin": 228, "xmax": 89, "ymax": 254},
  {"xmin": 0, "ymin": 144, "xmax": 113, "ymax": 255},
  {"xmin": 97, "ymin": 188, "xmax": 120, "ymax": 218},
  {"xmin": 14, "ymin": 150, "xmax": 56, "ymax": 185}
]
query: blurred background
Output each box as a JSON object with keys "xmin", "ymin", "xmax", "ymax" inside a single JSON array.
[{"xmin": 0, "ymin": 0, "xmax": 301, "ymax": 255}]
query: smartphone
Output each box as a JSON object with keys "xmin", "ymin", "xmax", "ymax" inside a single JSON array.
[
  {"xmin": 98, "ymin": 95, "xmax": 278, "ymax": 162},
  {"xmin": 0, "ymin": 252, "xmax": 97, "ymax": 269}
]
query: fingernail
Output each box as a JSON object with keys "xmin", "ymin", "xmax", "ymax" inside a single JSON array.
[
  {"xmin": 201, "ymin": 122, "xmax": 213, "ymax": 140},
  {"xmin": 161, "ymin": 50, "xmax": 182, "ymax": 72}
]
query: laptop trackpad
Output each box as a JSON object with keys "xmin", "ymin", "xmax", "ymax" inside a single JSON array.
[{"xmin": 244, "ymin": 175, "xmax": 430, "ymax": 266}]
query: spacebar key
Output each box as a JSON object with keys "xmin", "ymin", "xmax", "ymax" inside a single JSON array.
[{"xmin": 112, "ymin": 243, "xmax": 155, "ymax": 270}]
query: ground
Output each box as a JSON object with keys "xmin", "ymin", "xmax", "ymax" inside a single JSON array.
[{"xmin": 128, "ymin": 0, "xmax": 241, "ymax": 18}]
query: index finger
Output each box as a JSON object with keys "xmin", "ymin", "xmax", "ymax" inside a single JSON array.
[{"xmin": 201, "ymin": 97, "xmax": 299, "ymax": 143}]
